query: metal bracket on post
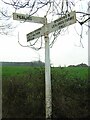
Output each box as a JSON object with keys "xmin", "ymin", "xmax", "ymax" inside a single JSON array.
[{"xmin": 44, "ymin": 16, "xmax": 52, "ymax": 119}]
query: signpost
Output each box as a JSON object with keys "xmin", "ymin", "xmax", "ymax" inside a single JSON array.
[
  {"xmin": 13, "ymin": 11, "xmax": 76, "ymax": 119},
  {"xmin": 27, "ymin": 11, "xmax": 76, "ymax": 41}
]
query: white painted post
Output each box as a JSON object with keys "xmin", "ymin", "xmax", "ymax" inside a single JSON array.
[
  {"xmin": 44, "ymin": 16, "xmax": 52, "ymax": 119},
  {"xmin": 88, "ymin": 1, "xmax": 90, "ymax": 66}
]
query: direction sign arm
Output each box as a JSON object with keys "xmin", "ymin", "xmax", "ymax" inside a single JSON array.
[
  {"xmin": 27, "ymin": 26, "xmax": 44, "ymax": 41},
  {"xmin": 13, "ymin": 13, "xmax": 45, "ymax": 24}
]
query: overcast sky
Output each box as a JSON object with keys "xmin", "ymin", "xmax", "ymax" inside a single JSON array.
[{"xmin": 0, "ymin": 0, "xmax": 89, "ymax": 67}]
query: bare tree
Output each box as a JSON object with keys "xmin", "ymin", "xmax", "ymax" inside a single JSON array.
[
  {"xmin": 1, "ymin": 0, "xmax": 89, "ymax": 119},
  {"xmin": 1, "ymin": 0, "xmax": 90, "ymax": 46},
  {"xmin": 0, "ymin": 6, "xmax": 15, "ymax": 35}
]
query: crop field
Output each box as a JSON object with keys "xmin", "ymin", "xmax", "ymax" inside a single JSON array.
[{"xmin": 2, "ymin": 66, "xmax": 89, "ymax": 119}]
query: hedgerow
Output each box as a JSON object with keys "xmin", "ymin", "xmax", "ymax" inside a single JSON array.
[{"xmin": 2, "ymin": 66, "xmax": 89, "ymax": 119}]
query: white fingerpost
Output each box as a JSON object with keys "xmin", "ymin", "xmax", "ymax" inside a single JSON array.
[
  {"xmin": 13, "ymin": 11, "xmax": 76, "ymax": 119},
  {"xmin": 88, "ymin": 1, "xmax": 90, "ymax": 66},
  {"xmin": 44, "ymin": 16, "xmax": 52, "ymax": 119}
]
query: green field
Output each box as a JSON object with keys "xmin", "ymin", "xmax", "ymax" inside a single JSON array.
[{"xmin": 2, "ymin": 66, "xmax": 89, "ymax": 119}]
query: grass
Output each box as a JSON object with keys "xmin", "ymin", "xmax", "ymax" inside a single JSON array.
[
  {"xmin": 2, "ymin": 66, "xmax": 31, "ymax": 77},
  {"xmin": 2, "ymin": 66, "xmax": 89, "ymax": 119}
]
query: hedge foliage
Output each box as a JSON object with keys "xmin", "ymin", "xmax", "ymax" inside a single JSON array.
[{"xmin": 2, "ymin": 66, "xmax": 89, "ymax": 119}]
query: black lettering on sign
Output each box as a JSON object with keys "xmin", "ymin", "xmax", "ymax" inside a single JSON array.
[
  {"xmin": 58, "ymin": 21, "xmax": 64, "ymax": 26},
  {"xmin": 64, "ymin": 16, "xmax": 74, "ymax": 23},
  {"xmin": 30, "ymin": 37, "xmax": 34, "ymax": 40},
  {"xmin": 54, "ymin": 17, "xmax": 62, "ymax": 23},
  {"xmin": 62, "ymin": 15, "xmax": 66, "ymax": 20},
  {"xmin": 54, "ymin": 12, "xmax": 73, "ymax": 24},
  {"xmin": 17, "ymin": 14, "xmax": 32, "ymax": 21},
  {"xmin": 58, "ymin": 24, "xmax": 65, "ymax": 29},
  {"xmin": 17, "ymin": 15, "xmax": 21, "ymax": 19},
  {"xmin": 35, "ymin": 28, "xmax": 41, "ymax": 35},
  {"xmin": 52, "ymin": 23, "xmax": 58, "ymax": 29},
  {"xmin": 17, "ymin": 15, "xmax": 25, "ymax": 20},
  {"xmin": 33, "ymin": 33, "xmax": 35, "ymax": 36},
  {"xmin": 35, "ymin": 31, "xmax": 40, "ymax": 35}
]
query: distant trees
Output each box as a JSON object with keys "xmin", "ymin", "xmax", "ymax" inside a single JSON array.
[
  {"xmin": 68, "ymin": 63, "xmax": 88, "ymax": 67},
  {"xmin": 76, "ymin": 63, "xmax": 88, "ymax": 67},
  {"xmin": 2, "ymin": 61, "xmax": 88, "ymax": 67},
  {"xmin": 2, "ymin": 61, "xmax": 45, "ymax": 66},
  {"xmin": 30, "ymin": 61, "xmax": 45, "ymax": 66}
]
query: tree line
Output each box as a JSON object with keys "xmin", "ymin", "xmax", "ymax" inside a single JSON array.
[{"xmin": 1, "ymin": 61, "xmax": 88, "ymax": 67}]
